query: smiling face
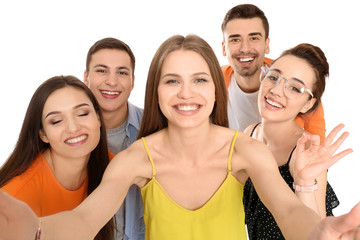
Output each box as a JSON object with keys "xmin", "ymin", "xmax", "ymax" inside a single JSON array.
[
  {"xmin": 84, "ymin": 48, "xmax": 134, "ymax": 115},
  {"xmin": 40, "ymin": 87, "xmax": 101, "ymax": 160},
  {"xmin": 258, "ymin": 55, "xmax": 317, "ymax": 122},
  {"xmin": 158, "ymin": 50, "xmax": 216, "ymax": 129},
  {"xmin": 222, "ymin": 17, "xmax": 270, "ymax": 79}
]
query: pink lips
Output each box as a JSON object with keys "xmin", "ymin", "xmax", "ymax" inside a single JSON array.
[{"xmin": 264, "ymin": 96, "xmax": 284, "ymax": 110}]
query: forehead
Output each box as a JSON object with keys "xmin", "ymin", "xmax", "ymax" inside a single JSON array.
[
  {"xmin": 271, "ymin": 55, "xmax": 316, "ymax": 86},
  {"xmin": 224, "ymin": 17, "xmax": 265, "ymax": 37},
  {"xmin": 43, "ymin": 87, "xmax": 93, "ymax": 114},
  {"xmin": 161, "ymin": 50, "xmax": 210, "ymax": 75},
  {"xmin": 90, "ymin": 49, "xmax": 132, "ymax": 68}
]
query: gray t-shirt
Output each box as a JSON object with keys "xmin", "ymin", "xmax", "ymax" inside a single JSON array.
[{"xmin": 106, "ymin": 121, "xmax": 129, "ymax": 240}]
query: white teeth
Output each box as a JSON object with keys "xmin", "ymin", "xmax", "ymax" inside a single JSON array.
[
  {"xmin": 240, "ymin": 57, "xmax": 254, "ymax": 63},
  {"xmin": 101, "ymin": 90, "xmax": 119, "ymax": 95},
  {"xmin": 266, "ymin": 97, "xmax": 283, "ymax": 108},
  {"xmin": 177, "ymin": 105, "xmax": 199, "ymax": 111},
  {"xmin": 66, "ymin": 135, "xmax": 87, "ymax": 144}
]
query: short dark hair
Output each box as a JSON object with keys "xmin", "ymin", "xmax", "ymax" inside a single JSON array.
[
  {"xmin": 221, "ymin": 4, "xmax": 269, "ymax": 39},
  {"xmin": 85, "ymin": 37, "xmax": 135, "ymax": 75}
]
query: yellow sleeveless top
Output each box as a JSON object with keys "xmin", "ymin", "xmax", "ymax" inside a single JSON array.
[{"xmin": 140, "ymin": 131, "xmax": 247, "ymax": 240}]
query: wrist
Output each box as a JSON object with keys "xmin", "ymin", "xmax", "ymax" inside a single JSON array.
[{"xmin": 293, "ymin": 179, "xmax": 318, "ymax": 193}]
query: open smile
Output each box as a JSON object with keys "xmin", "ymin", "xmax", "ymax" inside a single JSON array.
[
  {"xmin": 265, "ymin": 96, "xmax": 284, "ymax": 109},
  {"xmin": 176, "ymin": 104, "xmax": 200, "ymax": 111},
  {"xmin": 65, "ymin": 134, "xmax": 88, "ymax": 144}
]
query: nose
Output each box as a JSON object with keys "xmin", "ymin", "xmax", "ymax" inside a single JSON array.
[
  {"xmin": 177, "ymin": 82, "xmax": 194, "ymax": 99},
  {"xmin": 239, "ymin": 39, "xmax": 250, "ymax": 52},
  {"xmin": 270, "ymin": 78, "xmax": 285, "ymax": 97},
  {"xmin": 105, "ymin": 72, "xmax": 118, "ymax": 87},
  {"xmin": 66, "ymin": 117, "xmax": 81, "ymax": 133}
]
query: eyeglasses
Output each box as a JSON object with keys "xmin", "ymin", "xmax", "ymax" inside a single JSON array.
[{"xmin": 260, "ymin": 69, "xmax": 314, "ymax": 99}]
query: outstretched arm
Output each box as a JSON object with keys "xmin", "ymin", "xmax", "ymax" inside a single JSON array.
[{"xmin": 0, "ymin": 141, "xmax": 149, "ymax": 240}]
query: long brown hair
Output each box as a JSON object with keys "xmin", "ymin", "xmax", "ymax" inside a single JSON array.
[
  {"xmin": 138, "ymin": 34, "xmax": 228, "ymax": 139},
  {"xmin": 0, "ymin": 75, "xmax": 114, "ymax": 240}
]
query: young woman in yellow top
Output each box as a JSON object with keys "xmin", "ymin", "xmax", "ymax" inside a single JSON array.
[{"xmin": 0, "ymin": 35, "xmax": 359, "ymax": 240}]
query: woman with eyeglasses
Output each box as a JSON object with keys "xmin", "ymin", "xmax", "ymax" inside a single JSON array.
[{"xmin": 243, "ymin": 43, "xmax": 342, "ymax": 239}]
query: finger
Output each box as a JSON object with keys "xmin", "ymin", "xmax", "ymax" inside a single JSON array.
[
  {"xmin": 327, "ymin": 131, "xmax": 350, "ymax": 153},
  {"xmin": 329, "ymin": 148, "xmax": 353, "ymax": 164},
  {"xmin": 331, "ymin": 202, "xmax": 360, "ymax": 235},
  {"xmin": 323, "ymin": 123, "xmax": 345, "ymax": 148},
  {"xmin": 309, "ymin": 134, "xmax": 321, "ymax": 147},
  {"xmin": 314, "ymin": 148, "xmax": 353, "ymax": 172},
  {"xmin": 296, "ymin": 132, "xmax": 311, "ymax": 152}
]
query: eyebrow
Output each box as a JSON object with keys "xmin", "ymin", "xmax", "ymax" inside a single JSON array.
[
  {"xmin": 45, "ymin": 103, "xmax": 91, "ymax": 119},
  {"xmin": 228, "ymin": 32, "xmax": 263, "ymax": 38},
  {"xmin": 161, "ymin": 72, "xmax": 211, "ymax": 79},
  {"xmin": 270, "ymin": 68, "xmax": 306, "ymax": 85},
  {"xmin": 93, "ymin": 64, "xmax": 130, "ymax": 71}
]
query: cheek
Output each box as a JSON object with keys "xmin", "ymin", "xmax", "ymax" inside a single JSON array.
[
  {"xmin": 258, "ymin": 84, "xmax": 269, "ymax": 98},
  {"xmin": 41, "ymin": 129, "xmax": 58, "ymax": 145},
  {"xmin": 158, "ymin": 95, "xmax": 167, "ymax": 116},
  {"xmin": 206, "ymin": 90, "xmax": 216, "ymax": 102}
]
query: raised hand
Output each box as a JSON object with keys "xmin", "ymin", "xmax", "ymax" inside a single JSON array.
[
  {"xmin": 0, "ymin": 190, "xmax": 39, "ymax": 240},
  {"xmin": 293, "ymin": 123, "xmax": 353, "ymax": 185}
]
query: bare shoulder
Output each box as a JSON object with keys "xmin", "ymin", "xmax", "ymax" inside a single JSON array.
[
  {"xmin": 104, "ymin": 138, "xmax": 153, "ymax": 187},
  {"xmin": 231, "ymin": 131, "xmax": 275, "ymax": 174}
]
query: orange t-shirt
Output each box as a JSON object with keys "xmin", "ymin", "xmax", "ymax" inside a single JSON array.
[
  {"xmin": 2, "ymin": 151, "xmax": 114, "ymax": 217},
  {"xmin": 222, "ymin": 59, "xmax": 326, "ymax": 142}
]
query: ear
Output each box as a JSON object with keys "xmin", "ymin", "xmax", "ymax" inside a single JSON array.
[
  {"xmin": 222, "ymin": 41, "xmax": 226, "ymax": 57},
  {"xmin": 84, "ymin": 71, "xmax": 90, "ymax": 86},
  {"xmin": 265, "ymin": 37, "xmax": 270, "ymax": 55},
  {"xmin": 39, "ymin": 129, "xmax": 49, "ymax": 143},
  {"xmin": 300, "ymin": 98, "xmax": 317, "ymax": 113}
]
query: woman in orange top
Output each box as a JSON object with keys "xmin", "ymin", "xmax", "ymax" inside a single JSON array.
[
  {"xmin": 0, "ymin": 75, "xmax": 114, "ymax": 240},
  {"xmin": 0, "ymin": 35, "xmax": 359, "ymax": 240}
]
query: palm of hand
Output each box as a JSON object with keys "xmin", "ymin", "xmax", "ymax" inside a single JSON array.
[{"xmin": 293, "ymin": 124, "xmax": 352, "ymax": 185}]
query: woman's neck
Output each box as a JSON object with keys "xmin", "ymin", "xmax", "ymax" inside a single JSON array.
[
  {"xmin": 255, "ymin": 119, "xmax": 304, "ymax": 166},
  {"xmin": 43, "ymin": 149, "xmax": 89, "ymax": 191},
  {"xmin": 164, "ymin": 122, "xmax": 215, "ymax": 161},
  {"xmin": 260, "ymin": 120, "xmax": 303, "ymax": 147}
]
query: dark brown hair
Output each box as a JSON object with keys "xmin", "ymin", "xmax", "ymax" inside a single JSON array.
[
  {"xmin": 277, "ymin": 43, "xmax": 329, "ymax": 114},
  {"xmin": 0, "ymin": 75, "xmax": 114, "ymax": 240},
  {"xmin": 85, "ymin": 37, "xmax": 135, "ymax": 75},
  {"xmin": 137, "ymin": 34, "xmax": 228, "ymax": 138},
  {"xmin": 221, "ymin": 4, "xmax": 269, "ymax": 39}
]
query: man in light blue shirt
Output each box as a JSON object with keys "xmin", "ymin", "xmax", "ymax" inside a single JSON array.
[{"xmin": 84, "ymin": 37, "xmax": 144, "ymax": 240}]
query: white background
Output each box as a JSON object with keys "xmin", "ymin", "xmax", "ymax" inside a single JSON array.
[{"xmin": 0, "ymin": 0, "xmax": 359, "ymax": 216}]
